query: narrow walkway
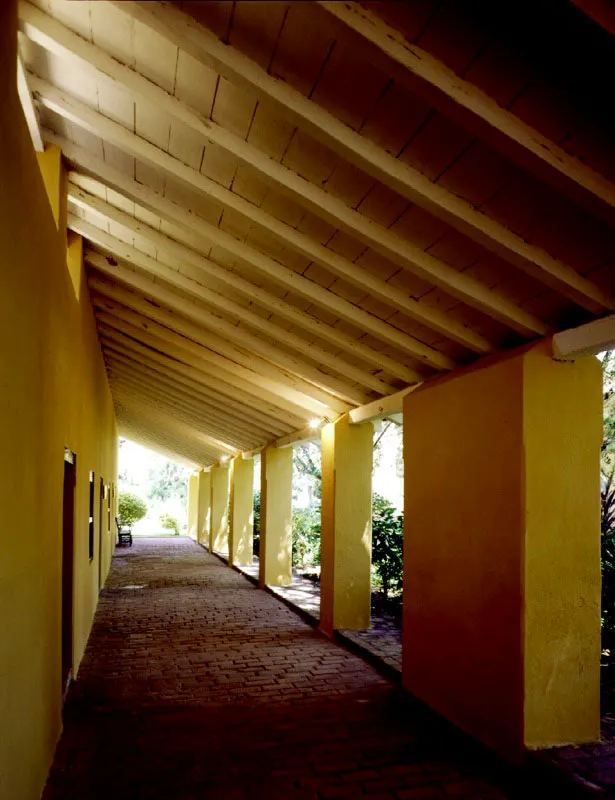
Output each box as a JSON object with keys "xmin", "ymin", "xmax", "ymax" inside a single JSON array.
[{"xmin": 45, "ymin": 538, "xmax": 534, "ymax": 799}]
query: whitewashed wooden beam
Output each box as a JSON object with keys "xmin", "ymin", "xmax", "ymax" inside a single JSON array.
[
  {"xmin": 102, "ymin": 342, "xmax": 286, "ymax": 440},
  {"xmin": 74, "ymin": 215, "xmax": 420, "ymax": 389},
  {"xmin": 98, "ymin": 315, "xmax": 310, "ymax": 427},
  {"xmin": 349, "ymin": 386, "xmax": 418, "ymax": 425},
  {"xmin": 320, "ymin": 1, "xmax": 615, "ymax": 232},
  {"xmin": 31, "ymin": 76, "xmax": 548, "ymax": 339},
  {"xmin": 16, "ymin": 55, "xmax": 44, "ymax": 151},
  {"xmin": 105, "ymin": 0, "xmax": 612, "ymax": 316},
  {"xmin": 90, "ymin": 278, "xmax": 354, "ymax": 413},
  {"xmin": 97, "ymin": 302, "xmax": 338, "ymax": 418},
  {"xmin": 553, "ymin": 315, "xmax": 615, "ymax": 360},
  {"xmin": 103, "ymin": 350, "xmax": 271, "ymax": 445},
  {"xmin": 68, "ymin": 183, "xmax": 451, "ymax": 372}
]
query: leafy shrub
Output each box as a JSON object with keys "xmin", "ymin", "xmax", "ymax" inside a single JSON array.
[
  {"xmin": 118, "ymin": 491, "xmax": 147, "ymax": 526},
  {"xmin": 292, "ymin": 506, "xmax": 321, "ymax": 569},
  {"xmin": 603, "ymin": 469, "xmax": 615, "ymax": 651},
  {"xmin": 371, "ymin": 493, "xmax": 403, "ymax": 601},
  {"xmin": 253, "ymin": 490, "xmax": 261, "ymax": 557},
  {"xmin": 160, "ymin": 513, "xmax": 180, "ymax": 535}
]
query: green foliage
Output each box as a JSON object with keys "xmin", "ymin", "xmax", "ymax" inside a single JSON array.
[
  {"xmin": 293, "ymin": 443, "xmax": 322, "ymax": 501},
  {"xmin": 253, "ymin": 490, "xmax": 261, "ymax": 557},
  {"xmin": 603, "ymin": 469, "xmax": 615, "ymax": 651},
  {"xmin": 148, "ymin": 462, "xmax": 188, "ymax": 504},
  {"xmin": 160, "ymin": 513, "xmax": 180, "ymax": 535},
  {"xmin": 118, "ymin": 491, "xmax": 147, "ymax": 526},
  {"xmin": 292, "ymin": 506, "xmax": 321, "ymax": 569},
  {"xmin": 371, "ymin": 493, "xmax": 403, "ymax": 601}
]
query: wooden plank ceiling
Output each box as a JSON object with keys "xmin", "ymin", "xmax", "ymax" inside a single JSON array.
[{"xmin": 17, "ymin": 0, "xmax": 615, "ymax": 466}]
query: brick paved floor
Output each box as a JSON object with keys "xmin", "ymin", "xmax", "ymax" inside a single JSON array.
[{"xmin": 44, "ymin": 538, "xmax": 539, "ymax": 799}]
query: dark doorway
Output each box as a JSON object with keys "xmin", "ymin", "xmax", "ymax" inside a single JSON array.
[
  {"xmin": 98, "ymin": 478, "xmax": 105, "ymax": 591},
  {"xmin": 62, "ymin": 449, "xmax": 76, "ymax": 701}
]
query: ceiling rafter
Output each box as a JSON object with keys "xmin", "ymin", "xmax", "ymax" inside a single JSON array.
[
  {"xmin": 98, "ymin": 315, "xmax": 311, "ymax": 427},
  {"xmin": 58, "ymin": 133, "xmax": 493, "ymax": 357},
  {"xmin": 103, "ymin": 346, "xmax": 285, "ymax": 444},
  {"xmin": 95, "ymin": 302, "xmax": 338, "ymax": 418},
  {"xmin": 319, "ymin": 1, "xmax": 615, "ymax": 229},
  {"xmin": 88, "ymin": 266, "xmax": 377, "ymax": 405},
  {"xmin": 112, "ymin": 391, "xmax": 229, "ymax": 463},
  {"xmin": 98, "ymin": 327, "xmax": 296, "ymax": 436},
  {"xmin": 69, "ymin": 183, "xmax": 453, "ymax": 371},
  {"xmin": 103, "ymin": 349, "xmax": 274, "ymax": 445},
  {"xmin": 90, "ymin": 279, "xmax": 355, "ymax": 413},
  {"xmin": 77, "ymin": 220, "xmax": 421, "ymax": 388},
  {"xmin": 23, "ymin": 2, "xmax": 500, "ymax": 353},
  {"xmin": 30, "ymin": 74, "xmax": 549, "ymax": 338},
  {"xmin": 107, "ymin": 369, "xmax": 253, "ymax": 452},
  {"xmin": 102, "ymin": 0, "xmax": 613, "ymax": 315}
]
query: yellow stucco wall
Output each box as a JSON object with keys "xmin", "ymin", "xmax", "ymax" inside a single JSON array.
[
  {"xmin": 0, "ymin": 5, "xmax": 118, "ymax": 795},
  {"xmin": 403, "ymin": 342, "xmax": 601, "ymax": 756},
  {"xmin": 188, "ymin": 473, "xmax": 199, "ymax": 540}
]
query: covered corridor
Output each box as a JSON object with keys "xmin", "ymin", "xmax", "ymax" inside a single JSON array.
[
  {"xmin": 2, "ymin": 0, "xmax": 615, "ymax": 796},
  {"xmin": 45, "ymin": 537, "xmax": 521, "ymax": 799}
]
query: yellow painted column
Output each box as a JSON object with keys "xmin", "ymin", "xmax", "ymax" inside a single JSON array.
[
  {"xmin": 229, "ymin": 456, "xmax": 255, "ymax": 566},
  {"xmin": 65, "ymin": 231, "xmax": 82, "ymax": 299},
  {"xmin": 259, "ymin": 445, "xmax": 293, "ymax": 587},
  {"xmin": 187, "ymin": 472, "xmax": 199, "ymax": 540},
  {"xmin": 402, "ymin": 340, "xmax": 602, "ymax": 757},
  {"xmin": 320, "ymin": 414, "xmax": 373, "ymax": 636},
  {"xmin": 210, "ymin": 463, "xmax": 230, "ymax": 554},
  {"xmin": 197, "ymin": 469, "xmax": 211, "ymax": 546}
]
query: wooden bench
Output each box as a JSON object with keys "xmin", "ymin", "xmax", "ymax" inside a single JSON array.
[{"xmin": 116, "ymin": 517, "xmax": 133, "ymax": 547}]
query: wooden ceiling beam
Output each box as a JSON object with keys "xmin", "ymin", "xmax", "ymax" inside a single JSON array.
[
  {"xmin": 58, "ymin": 139, "xmax": 454, "ymax": 381},
  {"xmin": 16, "ymin": 55, "xmax": 44, "ymax": 152},
  {"xmin": 68, "ymin": 183, "xmax": 453, "ymax": 371},
  {"xmin": 90, "ymin": 279, "xmax": 354, "ymax": 413},
  {"xmin": 76, "ymin": 218, "xmax": 416, "ymax": 389},
  {"xmin": 319, "ymin": 1, "xmax": 615, "ymax": 232},
  {"xmin": 102, "ymin": 343, "xmax": 283, "ymax": 441},
  {"xmin": 106, "ymin": 368, "xmax": 256, "ymax": 451},
  {"xmin": 97, "ymin": 327, "xmax": 295, "ymax": 436},
  {"xmin": 553, "ymin": 314, "xmax": 615, "ymax": 360},
  {"xmin": 112, "ymin": 392, "xmax": 226, "ymax": 463},
  {"xmin": 100, "ymin": 336, "xmax": 293, "ymax": 438},
  {"xmin": 95, "ymin": 302, "xmax": 336, "ymax": 418},
  {"xmin": 104, "ymin": 1, "xmax": 612, "ymax": 316},
  {"xmin": 31, "ymin": 77, "xmax": 546, "ymax": 339},
  {"xmin": 103, "ymin": 351, "xmax": 271, "ymax": 444},
  {"xmin": 20, "ymin": 5, "xmax": 499, "ymax": 352},
  {"xmin": 88, "ymin": 267, "xmax": 376, "ymax": 406},
  {"xmin": 97, "ymin": 314, "xmax": 310, "ymax": 427},
  {"xmin": 108, "ymin": 373, "xmax": 244, "ymax": 454},
  {"xmin": 118, "ymin": 415, "xmax": 207, "ymax": 467}
]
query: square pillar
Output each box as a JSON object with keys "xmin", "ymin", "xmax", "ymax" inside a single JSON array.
[
  {"xmin": 187, "ymin": 472, "xmax": 199, "ymax": 540},
  {"xmin": 259, "ymin": 445, "xmax": 293, "ymax": 587},
  {"xmin": 402, "ymin": 340, "xmax": 602, "ymax": 757},
  {"xmin": 197, "ymin": 469, "xmax": 211, "ymax": 546},
  {"xmin": 210, "ymin": 463, "xmax": 230, "ymax": 554},
  {"xmin": 229, "ymin": 456, "xmax": 255, "ymax": 566},
  {"xmin": 320, "ymin": 414, "xmax": 373, "ymax": 637}
]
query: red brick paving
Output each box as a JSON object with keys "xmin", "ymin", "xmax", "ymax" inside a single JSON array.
[{"xmin": 43, "ymin": 538, "xmax": 535, "ymax": 799}]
